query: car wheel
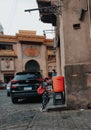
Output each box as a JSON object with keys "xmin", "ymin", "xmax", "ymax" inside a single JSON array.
[
  {"xmin": 11, "ymin": 97, "xmax": 18, "ymax": 104},
  {"xmin": 7, "ymin": 92, "xmax": 10, "ymax": 97}
]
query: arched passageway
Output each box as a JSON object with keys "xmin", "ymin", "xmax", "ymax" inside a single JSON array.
[{"xmin": 25, "ymin": 60, "xmax": 40, "ymax": 72}]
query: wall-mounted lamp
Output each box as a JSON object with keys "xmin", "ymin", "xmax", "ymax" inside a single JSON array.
[{"xmin": 25, "ymin": 5, "xmax": 62, "ymax": 15}]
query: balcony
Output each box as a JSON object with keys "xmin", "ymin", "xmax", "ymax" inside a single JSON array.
[{"xmin": 36, "ymin": 0, "xmax": 57, "ymax": 26}]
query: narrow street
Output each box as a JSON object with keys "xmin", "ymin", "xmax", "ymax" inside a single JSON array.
[
  {"xmin": 0, "ymin": 90, "xmax": 91, "ymax": 130},
  {"xmin": 0, "ymin": 90, "xmax": 40, "ymax": 130}
]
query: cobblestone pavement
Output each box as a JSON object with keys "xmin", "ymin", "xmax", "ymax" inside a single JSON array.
[
  {"xmin": 0, "ymin": 90, "xmax": 40, "ymax": 130},
  {"xmin": 0, "ymin": 90, "xmax": 91, "ymax": 130},
  {"xmin": 27, "ymin": 109, "xmax": 91, "ymax": 130}
]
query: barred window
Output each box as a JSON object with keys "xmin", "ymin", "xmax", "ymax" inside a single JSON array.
[{"xmin": 0, "ymin": 44, "xmax": 13, "ymax": 50}]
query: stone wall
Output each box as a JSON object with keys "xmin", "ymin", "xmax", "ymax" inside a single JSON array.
[{"xmin": 65, "ymin": 63, "xmax": 91, "ymax": 109}]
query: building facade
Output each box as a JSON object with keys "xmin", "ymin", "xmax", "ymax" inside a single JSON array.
[
  {"xmin": 0, "ymin": 30, "xmax": 56, "ymax": 83},
  {"xmin": 37, "ymin": 0, "xmax": 91, "ymax": 109}
]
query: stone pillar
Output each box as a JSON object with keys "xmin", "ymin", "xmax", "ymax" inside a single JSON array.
[
  {"xmin": 15, "ymin": 43, "xmax": 23, "ymax": 72},
  {"xmin": 40, "ymin": 45, "xmax": 48, "ymax": 77}
]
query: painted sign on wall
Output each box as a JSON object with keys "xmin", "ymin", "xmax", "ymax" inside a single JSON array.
[{"xmin": 22, "ymin": 45, "xmax": 40, "ymax": 58}]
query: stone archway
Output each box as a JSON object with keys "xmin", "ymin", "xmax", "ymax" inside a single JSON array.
[{"xmin": 25, "ymin": 60, "xmax": 40, "ymax": 72}]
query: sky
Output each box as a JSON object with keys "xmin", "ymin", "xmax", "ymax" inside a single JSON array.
[{"xmin": 0, "ymin": 0, "xmax": 54, "ymax": 38}]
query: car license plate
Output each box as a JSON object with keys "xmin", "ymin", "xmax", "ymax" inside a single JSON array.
[{"xmin": 24, "ymin": 87, "xmax": 32, "ymax": 90}]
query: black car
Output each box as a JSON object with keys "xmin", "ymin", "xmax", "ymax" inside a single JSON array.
[{"xmin": 10, "ymin": 72, "xmax": 43, "ymax": 103}]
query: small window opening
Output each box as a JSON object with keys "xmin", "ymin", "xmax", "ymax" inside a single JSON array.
[{"xmin": 73, "ymin": 23, "xmax": 80, "ymax": 29}]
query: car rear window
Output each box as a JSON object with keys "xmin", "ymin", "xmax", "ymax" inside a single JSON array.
[{"xmin": 14, "ymin": 72, "xmax": 42, "ymax": 80}]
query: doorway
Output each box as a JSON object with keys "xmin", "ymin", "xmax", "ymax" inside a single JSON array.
[
  {"xmin": 25, "ymin": 60, "xmax": 40, "ymax": 72},
  {"xmin": 4, "ymin": 74, "xmax": 14, "ymax": 83}
]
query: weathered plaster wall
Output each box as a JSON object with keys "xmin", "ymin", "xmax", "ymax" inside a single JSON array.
[
  {"xmin": 60, "ymin": 0, "xmax": 91, "ymax": 108},
  {"xmin": 63, "ymin": 0, "xmax": 91, "ymax": 64},
  {"xmin": 65, "ymin": 64, "xmax": 91, "ymax": 109}
]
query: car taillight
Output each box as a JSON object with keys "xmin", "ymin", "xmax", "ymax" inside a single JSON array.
[
  {"xmin": 11, "ymin": 85, "xmax": 17, "ymax": 89},
  {"xmin": 36, "ymin": 78, "xmax": 44, "ymax": 82},
  {"xmin": 11, "ymin": 80, "xmax": 19, "ymax": 83}
]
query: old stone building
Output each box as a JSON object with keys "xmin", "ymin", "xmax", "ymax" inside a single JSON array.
[
  {"xmin": 0, "ymin": 30, "xmax": 55, "ymax": 83},
  {"xmin": 37, "ymin": 0, "xmax": 91, "ymax": 109}
]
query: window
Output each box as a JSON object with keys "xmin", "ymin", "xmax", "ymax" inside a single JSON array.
[
  {"xmin": 1, "ymin": 58, "xmax": 4, "ymax": 60},
  {"xmin": 0, "ymin": 43, "xmax": 13, "ymax": 50}
]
